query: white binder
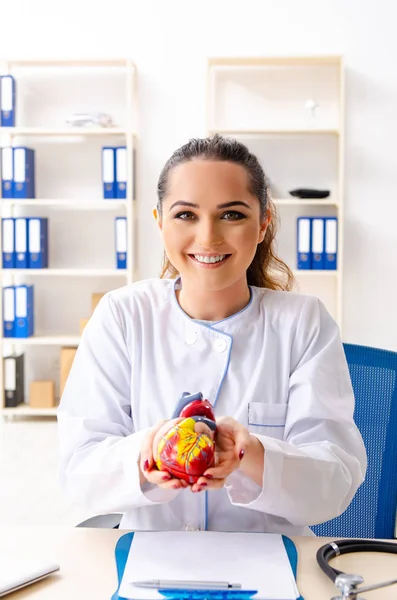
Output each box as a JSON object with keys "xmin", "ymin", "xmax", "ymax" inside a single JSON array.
[
  {"xmin": 116, "ymin": 146, "xmax": 127, "ymax": 198},
  {"xmin": 311, "ymin": 218, "xmax": 325, "ymax": 269}
]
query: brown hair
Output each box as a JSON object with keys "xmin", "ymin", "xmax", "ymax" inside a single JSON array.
[{"xmin": 157, "ymin": 134, "xmax": 295, "ymax": 291}]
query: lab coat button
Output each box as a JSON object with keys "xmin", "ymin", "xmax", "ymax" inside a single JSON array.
[
  {"xmin": 213, "ymin": 338, "xmax": 227, "ymax": 353},
  {"xmin": 185, "ymin": 330, "xmax": 198, "ymax": 345}
]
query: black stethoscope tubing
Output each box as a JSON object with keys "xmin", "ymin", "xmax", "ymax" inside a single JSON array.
[{"xmin": 316, "ymin": 539, "xmax": 397, "ymax": 583}]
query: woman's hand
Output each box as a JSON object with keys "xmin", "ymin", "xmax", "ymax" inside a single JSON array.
[
  {"xmin": 139, "ymin": 418, "xmax": 189, "ymax": 490},
  {"xmin": 191, "ymin": 416, "xmax": 252, "ymax": 492}
]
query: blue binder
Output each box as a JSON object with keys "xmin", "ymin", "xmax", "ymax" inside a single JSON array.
[
  {"xmin": 116, "ymin": 146, "xmax": 127, "ymax": 199},
  {"xmin": 297, "ymin": 217, "xmax": 312, "ymax": 270},
  {"xmin": 13, "ymin": 147, "xmax": 35, "ymax": 199},
  {"xmin": 311, "ymin": 218, "xmax": 325, "ymax": 270},
  {"xmin": 3, "ymin": 286, "xmax": 15, "ymax": 338},
  {"xmin": 1, "ymin": 147, "xmax": 13, "ymax": 198},
  {"xmin": 15, "ymin": 217, "xmax": 29, "ymax": 268},
  {"xmin": 2, "ymin": 218, "xmax": 15, "ymax": 268},
  {"xmin": 14, "ymin": 285, "xmax": 34, "ymax": 338},
  {"xmin": 0, "ymin": 75, "xmax": 16, "ymax": 127},
  {"xmin": 111, "ymin": 534, "xmax": 302, "ymax": 600},
  {"xmin": 28, "ymin": 217, "xmax": 48, "ymax": 268},
  {"xmin": 324, "ymin": 217, "xmax": 338, "ymax": 270},
  {"xmin": 102, "ymin": 147, "xmax": 116, "ymax": 199},
  {"xmin": 115, "ymin": 217, "xmax": 127, "ymax": 269}
]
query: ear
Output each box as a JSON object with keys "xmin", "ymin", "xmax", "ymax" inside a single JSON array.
[
  {"xmin": 258, "ymin": 210, "xmax": 271, "ymax": 243},
  {"xmin": 153, "ymin": 207, "xmax": 162, "ymax": 231}
]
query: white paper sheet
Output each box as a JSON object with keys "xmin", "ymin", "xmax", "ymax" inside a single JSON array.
[{"xmin": 118, "ymin": 532, "xmax": 299, "ymax": 600}]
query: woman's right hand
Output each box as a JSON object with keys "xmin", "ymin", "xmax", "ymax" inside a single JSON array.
[{"xmin": 139, "ymin": 418, "xmax": 189, "ymax": 490}]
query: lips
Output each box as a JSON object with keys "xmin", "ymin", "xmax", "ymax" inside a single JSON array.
[{"xmin": 189, "ymin": 254, "xmax": 231, "ymax": 267}]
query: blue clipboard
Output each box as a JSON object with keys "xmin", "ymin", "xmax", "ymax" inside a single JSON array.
[{"xmin": 111, "ymin": 533, "xmax": 303, "ymax": 600}]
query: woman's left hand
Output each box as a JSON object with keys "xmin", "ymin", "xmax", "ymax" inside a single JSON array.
[{"xmin": 191, "ymin": 416, "xmax": 251, "ymax": 492}]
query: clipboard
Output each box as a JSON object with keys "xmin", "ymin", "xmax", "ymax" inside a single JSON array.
[{"xmin": 111, "ymin": 533, "xmax": 303, "ymax": 600}]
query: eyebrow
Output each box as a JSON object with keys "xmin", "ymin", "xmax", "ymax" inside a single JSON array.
[{"xmin": 168, "ymin": 200, "xmax": 252, "ymax": 211}]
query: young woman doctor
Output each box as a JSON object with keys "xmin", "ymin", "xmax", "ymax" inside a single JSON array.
[{"xmin": 58, "ymin": 135, "xmax": 367, "ymax": 535}]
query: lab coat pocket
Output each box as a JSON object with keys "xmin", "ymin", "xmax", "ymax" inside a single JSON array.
[{"xmin": 247, "ymin": 402, "xmax": 288, "ymax": 440}]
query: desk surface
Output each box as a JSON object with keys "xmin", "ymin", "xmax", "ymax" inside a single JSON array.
[{"xmin": 0, "ymin": 527, "xmax": 397, "ymax": 600}]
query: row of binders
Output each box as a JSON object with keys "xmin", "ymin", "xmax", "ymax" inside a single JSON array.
[
  {"xmin": 1, "ymin": 146, "xmax": 130, "ymax": 200},
  {"xmin": 297, "ymin": 216, "xmax": 338, "ymax": 270},
  {"xmin": 3, "ymin": 285, "xmax": 34, "ymax": 338},
  {"xmin": 102, "ymin": 146, "xmax": 128, "ymax": 199},
  {"xmin": 2, "ymin": 216, "xmax": 127, "ymax": 269},
  {"xmin": 2, "ymin": 217, "xmax": 48, "ymax": 268},
  {"xmin": 1, "ymin": 147, "xmax": 35, "ymax": 198},
  {"xmin": 0, "ymin": 75, "xmax": 15, "ymax": 127}
]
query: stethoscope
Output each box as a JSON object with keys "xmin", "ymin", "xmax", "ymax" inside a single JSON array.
[{"xmin": 317, "ymin": 539, "xmax": 397, "ymax": 600}]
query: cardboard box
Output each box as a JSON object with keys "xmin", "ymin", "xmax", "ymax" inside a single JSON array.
[
  {"xmin": 60, "ymin": 347, "xmax": 78, "ymax": 397},
  {"xmin": 29, "ymin": 380, "xmax": 55, "ymax": 408},
  {"xmin": 80, "ymin": 317, "xmax": 90, "ymax": 335},
  {"xmin": 92, "ymin": 292, "xmax": 106, "ymax": 314}
]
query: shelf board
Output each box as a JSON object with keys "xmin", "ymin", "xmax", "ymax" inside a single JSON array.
[
  {"xmin": 209, "ymin": 128, "xmax": 340, "ymax": 136},
  {"xmin": 292, "ymin": 269, "xmax": 339, "ymax": 276},
  {"xmin": 1, "ymin": 405, "xmax": 58, "ymax": 417},
  {"xmin": 2, "ymin": 268, "xmax": 127, "ymax": 276},
  {"xmin": 2, "ymin": 335, "xmax": 81, "ymax": 346},
  {"xmin": 6, "ymin": 58, "xmax": 134, "ymax": 69},
  {"xmin": 1, "ymin": 127, "xmax": 134, "ymax": 138},
  {"xmin": 273, "ymin": 199, "xmax": 339, "ymax": 207},
  {"xmin": 0, "ymin": 199, "xmax": 129, "ymax": 209},
  {"xmin": 208, "ymin": 56, "xmax": 342, "ymax": 68}
]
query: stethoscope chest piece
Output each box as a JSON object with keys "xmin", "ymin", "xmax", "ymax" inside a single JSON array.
[{"xmin": 332, "ymin": 573, "xmax": 365, "ymax": 600}]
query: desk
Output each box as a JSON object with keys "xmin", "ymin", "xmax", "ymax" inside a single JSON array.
[{"xmin": 0, "ymin": 527, "xmax": 397, "ymax": 600}]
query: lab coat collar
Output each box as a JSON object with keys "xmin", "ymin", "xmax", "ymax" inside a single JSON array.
[{"xmin": 172, "ymin": 277, "xmax": 260, "ymax": 337}]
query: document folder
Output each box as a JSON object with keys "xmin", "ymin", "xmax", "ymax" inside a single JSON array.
[
  {"xmin": 15, "ymin": 217, "xmax": 29, "ymax": 268},
  {"xmin": 0, "ymin": 75, "xmax": 16, "ymax": 127},
  {"xmin": 1, "ymin": 147, "xmax": 13, "ymax": 198},
  {"xmin": 2, "ymin": 218, "xmax": 15, "ymax": 268},
  {"xmin": 311, "ymin": 218, "xmax": 325, "ymax": 270},
  {"xmin": 115, "ymin": 217, "xmax": 127, "ymax": 269},
  {"xmin": 28, "ymin": 217, "xmax": 49, "ymax": 268},
  {"xmin": 111, "ymin": 532, "xmax": 302, "ymax": 600},
  {"xmin": 14, "ymin": 284, "xmax": 34, "ymax": 338},
  {"xmin": 3, "ymin": 286, "xmax": 15, "ymax": 338},
  {"xmin": 324, "ymin": 217, "xmax": 338, "ymax": 270},
  {"xmin": 102, "ymin": 147, "xmax": 116, "ymax": 199},
  {"xmin": 4, "ymin": 353, "xmax": 24, "ymax": 407},
  {"xmin": 116, "ymin": 146, "xmax": 127, "ymax": 198},
  {"xmin": 13, "ymin": 147, "xmax": 35, "ymax": 199},
  {"xmin": 296, "ymin": 217, "xmax": 311, "ymax": 270}
]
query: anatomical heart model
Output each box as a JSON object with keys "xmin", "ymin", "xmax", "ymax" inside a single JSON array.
[{"xmin": 155, "ymin": 392, "xmax": 216, "ymax": 483}]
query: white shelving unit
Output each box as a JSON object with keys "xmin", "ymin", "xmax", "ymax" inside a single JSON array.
[
  {"xmin": 207, "ymin": 55, "xmax": 344, "ymax": 329},
  {"xmin": 0, "ymin": 58, "xmax": 138, "ymax": 418}
]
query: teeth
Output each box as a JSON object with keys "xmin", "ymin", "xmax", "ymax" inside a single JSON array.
[{"xmin": 194, "ymin": 254, "xmax": 226, "ymax": 264}]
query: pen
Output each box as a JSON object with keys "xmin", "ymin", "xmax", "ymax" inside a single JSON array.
[{"xmin": 132, "ymin": 580, "xmax": 242, "ymax": 590}]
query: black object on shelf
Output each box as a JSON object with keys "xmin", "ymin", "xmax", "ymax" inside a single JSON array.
[
  {"xmin": 4, "ymin": 353, "xmax": 25, "ymax": 407},
  {"xmin": 289, "ymin": 188, "xmax": 330, "ymax": 199}
]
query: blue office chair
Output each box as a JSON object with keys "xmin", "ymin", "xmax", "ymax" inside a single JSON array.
[{"xmin": 312, "ymin": 343, "xmax": 397, "ymax": 539}]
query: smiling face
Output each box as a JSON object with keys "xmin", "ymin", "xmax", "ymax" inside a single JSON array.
[{"xmin": 156, "ymin": 159, "xmax": 269, "ymax": 293}]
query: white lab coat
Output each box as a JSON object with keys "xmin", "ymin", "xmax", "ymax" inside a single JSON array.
[{"xmin": 58, "ymin": 278, "xmax": 367, "ymax": 535}]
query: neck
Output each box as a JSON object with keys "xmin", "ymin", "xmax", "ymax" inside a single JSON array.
[{"xmin": 176, "ymin": 277, "xmax": 251, "ymax": 321}]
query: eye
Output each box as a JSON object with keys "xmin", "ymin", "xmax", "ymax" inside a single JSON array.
[
  {"xmin": 174, "ymin": 211, "xmax": 197, "ymax": 220},
  {"xmin": 221, "ymin": 211, "xmax": 246, "ymax": 221}
]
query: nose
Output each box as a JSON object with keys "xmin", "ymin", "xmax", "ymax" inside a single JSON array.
[{"xmin": 195, "ymin": 218, "xmax": 223, "ymax": 248}]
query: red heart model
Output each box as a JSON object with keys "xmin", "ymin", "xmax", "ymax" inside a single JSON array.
[{"xmin": 156, "ymin": 397, "xmax": 216, "ymax": 483}]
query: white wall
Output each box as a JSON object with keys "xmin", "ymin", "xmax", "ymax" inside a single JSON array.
[{"xmin": 1, "ymin": 0, "xmax": 396, "ymax": 350}]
